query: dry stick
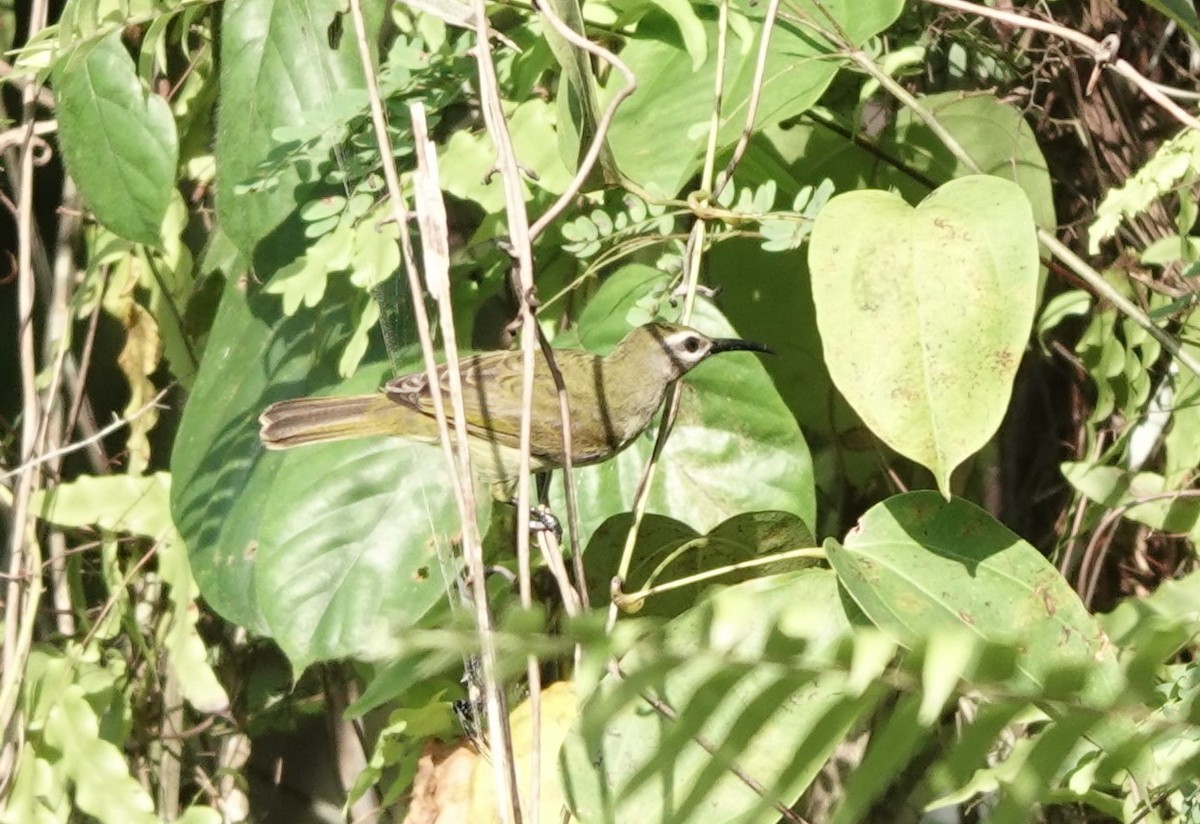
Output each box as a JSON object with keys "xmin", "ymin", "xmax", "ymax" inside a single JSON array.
[
  {"xmin": 39, "ymin": 177, "xmax": 88, "ymax": 637},
  {"xmin": 343, "ymin": 3, "xmax": 521, "ymax": 822},
  {"xmin": 412, "ymin": 107, "xmax": 541, "ymax": 803},
  {"xmin": 0, "ymin": 0, "xmax": 50, "ymax": 781},
  {"xmin": 468, "ymin": 0, "xmax": 545, "ymax": 818},
  {"xmin": 64, "ymin": 265, "xmax": 112, "ymax": 472},
  {"xmin": 0, "ymin": 390, "xmax": 171, "ymax": 482},
  {"xmin": 527, "ymin": 1, "xmax": 637, "ymax": 241},
  {"xmin": 845, "ymin": 49, "xmax": 1200, "ymax": 384},
  {"xmin": 921, "ymin": 0, "xmax": 1200, "ymax": 132}
]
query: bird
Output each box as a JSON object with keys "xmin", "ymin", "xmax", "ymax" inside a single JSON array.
[{"xmin": 258, "ymin": 321, "xmax": 771, "ymax": 495}]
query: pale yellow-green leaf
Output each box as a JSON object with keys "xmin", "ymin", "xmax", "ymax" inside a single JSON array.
[
  {"xmin": 34, "ymin": 473, "xmax": 173, "ymax": 535},
  {"xmin": 439, "ymin": 100, "xmax": 573, "ymax": 211},
  {"xmin": 34, "ymin": 474, "xmax": 227, "ymax": 711},
  {"xmin": 43, "ymin": 687, "xmax": 157, "ymax": 824},
  {"xmin": 264, "ymin": 221, "xmax": 355, "ymax": 314},
  {"xmin": 809, "ymin": 176, "xmax": 1039, "ymax": 494},
  {"xmin": 339, "ymin": 298, "xmax": 380, "ymax": 378},
  {"xmin": 919, "ymin": 627, "xmax": 977, "ymax": 724},
  {"xmin": 349, "ymin": 218, "xmax": 400, "ymax": 290},
  {"xmin": 1090, "ymin": 127, "xmax": 1200, "ymax": 253},
  {"xmin": 0, "ymin": 746, "xmax": 63, "ymax": 824},
  {"xmin": 157, "ymin": 536, "xmax": 230, "ymax": 713},
  {"xmin": 116, "ymin": 301, "xmax": 162, "ymax": 474}
]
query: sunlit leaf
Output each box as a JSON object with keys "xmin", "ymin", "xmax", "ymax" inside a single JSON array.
[
  {"xmin": 809, "ymin": 177, "xmax": 1039, "ymax": 494},
  {"xmin": 53, "ymin": 31, "xmax": 177, "ymax": 247}
]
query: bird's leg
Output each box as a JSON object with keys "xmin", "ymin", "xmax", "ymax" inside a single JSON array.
[
  {"xmin": 531, "ymin": 472, "xmax": 562, "ymax": 540},
  {"xmin": 504, "ymin": 472, "xmax": 562, "ymax": 540}
]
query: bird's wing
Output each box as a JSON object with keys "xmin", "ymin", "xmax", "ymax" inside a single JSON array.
[{"xmin": 384, "ymin": 350, "xmax": 577, "ymax": 456}]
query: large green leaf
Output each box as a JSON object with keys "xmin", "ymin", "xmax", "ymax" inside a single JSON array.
[
  {"xmin": 256, "ymin": 436, "xmax": 471, "ymax": 668},
  {"xmin": 826, "ymin": 492, "xmax": 1122, "ymax": 706},
  {"xmin": 560, "ymin": 569, "xmax": 868, "ymax": 824},
  {"xmin": 584, "ymin": 510, "xmax": 815, "ymax": 618},
  {"xmin": 808, "ymin": 176, "xmax": 1039, "ymax": 494},
  {"xmin": 215, "ymin": 0, "xmax": 368, "ymax": 255},
  {"xmin": 53, "ymin": 31, "xmax": 177, "ymax": 247},
  {"xmin": 601, "ymin": 0, "xmax": 903, "ymax": 196},
  {"xmin": 884, "ymin": 92, "xmax": 1057, "ymax": 238},
  {"xmin": 169, "ymin": 265, "xmax": 464, "ymax": 662},
  {"xmin": 551, "ymin": 265, "xmax": 816, "ymax": 544}
]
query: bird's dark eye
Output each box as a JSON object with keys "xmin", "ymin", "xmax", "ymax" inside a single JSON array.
[{"xmin": 683, "ymin": 335, "xmax": 701, "ymax": 354}]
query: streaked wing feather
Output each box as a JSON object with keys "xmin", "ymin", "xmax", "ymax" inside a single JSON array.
[{"xmin": 384, "ymin": 350, "xmax": 587, "ymax": 459}]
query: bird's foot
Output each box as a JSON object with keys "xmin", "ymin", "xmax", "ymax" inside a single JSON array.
[
  {"xmin": 529, "ymin": 504, "xmax": 562, "ymax": 542},
  {"xmin": 502, "ymin": 495, "xmax": 563, "ymax": 541}
]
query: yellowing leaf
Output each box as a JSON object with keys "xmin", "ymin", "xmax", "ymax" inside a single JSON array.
[{"xmin": 809, "ymin": 176, "xmax": 1039, "ymax": 495}]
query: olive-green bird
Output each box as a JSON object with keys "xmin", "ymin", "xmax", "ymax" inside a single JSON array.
[{"xmin": 258, "ymin": 322, "xmax": 770, "ymax": 493}]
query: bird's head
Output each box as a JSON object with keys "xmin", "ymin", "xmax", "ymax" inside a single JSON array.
[{"xmin": 617, "ymin": 322, "xmax": 773, "ymax": 382}]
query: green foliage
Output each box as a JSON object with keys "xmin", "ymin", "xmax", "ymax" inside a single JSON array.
[
  {"xmin": 561, "ymin": 569, "xmax": 864, "ymax": 823},
  {"xmin": 1090, "ymin": 129, "xmax": 1200, "ymax": 254},
  {"xmin": 52, "ymin": 31, "xmax": 178, "ymax": 247},
  {"xmin": 12, "ymin": 0, "xmax": 1200, "ymax": 821},
  {"xmin": 599, "ymin": 0, "xmax": 905, "ymax": 195}
]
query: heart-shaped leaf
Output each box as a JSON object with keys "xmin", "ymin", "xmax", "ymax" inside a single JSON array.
[{"xmin": 809, "ymin": 176, "xmax": 1039, "ymax": 494}]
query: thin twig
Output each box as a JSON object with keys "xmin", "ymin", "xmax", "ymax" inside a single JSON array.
[
  {"xmin": 713, "ymin": 0, "xmax": 782, "ymax": 198},
  {"xmin": 0, "ymin": 0, "xmax": 50, "ymax": 786},
  {"xmin": 524, "ymin": 0, "xmax": 633, "ymax": 599},
  {"xmin": 467, "ymin": 0, "xmax": 542, "ymax": 815},
  {"xmin": 530, "ymin": 328, "xmax": 586, "ymax": 611},
  {"xmin": 64, "ymin": 265, "xmax": 112, "ymax": 471},
  {"xmin": 607, "ymin": 0, "xmax": 734, "ymax": 634},
  {"xmin": 920, "ymin": 0, "xmax": 1200, "ymax": 131},
  {"xmin": 39, "ymin": 174, "xmax": 84, "ymax": 637},
  {"xmin": 0, "ymin": 387, "xmax": 172, "ymax": 482}
]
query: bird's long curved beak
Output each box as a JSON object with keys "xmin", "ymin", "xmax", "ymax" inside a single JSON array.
[{"xmin": 710, "ymin": 337, "xmax": 775, "ymax": 356}]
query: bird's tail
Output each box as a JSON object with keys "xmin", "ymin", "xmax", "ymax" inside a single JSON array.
[{"xmin": 259, "ymin": 395, "xmax": 409, "ymax": 449}]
